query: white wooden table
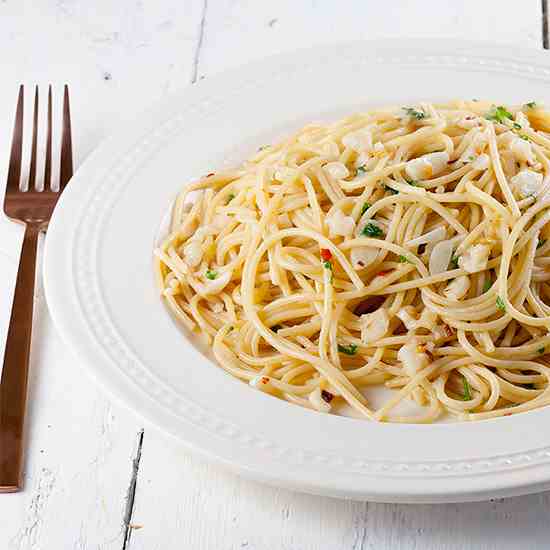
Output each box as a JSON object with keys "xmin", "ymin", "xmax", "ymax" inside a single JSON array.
[{"xmin": 1, "ymin": 1, "xmax": 549, "ymax": 548}]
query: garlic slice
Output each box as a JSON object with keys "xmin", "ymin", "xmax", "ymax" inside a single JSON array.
[{"xmin": 429, "ymin": 240, "xmax": 454, "ymax": 275}]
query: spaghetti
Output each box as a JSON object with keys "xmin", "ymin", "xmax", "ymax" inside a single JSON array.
[{"xmin": 154, "ymin": 100, "xmax": 550, "ymax": 423}]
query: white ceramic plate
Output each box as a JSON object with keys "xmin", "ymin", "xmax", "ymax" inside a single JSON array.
[{"xmin": 44, "ymin": 40, "xmax": 550, "ymax": 503}]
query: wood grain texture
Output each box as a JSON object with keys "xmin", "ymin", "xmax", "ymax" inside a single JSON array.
[{"xmin": 0, "ymin": 0, "xmax": 547, "ymax": 549}]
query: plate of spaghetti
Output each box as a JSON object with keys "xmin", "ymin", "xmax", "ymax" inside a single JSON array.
[{"xmin": 44, "ymin": 40, "xmax": 550, "ymax": 502}]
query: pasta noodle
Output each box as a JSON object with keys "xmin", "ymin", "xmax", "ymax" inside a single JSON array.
[{"xmin": 154, "ymin": 100, "xmax": 550, "ymax": 423}]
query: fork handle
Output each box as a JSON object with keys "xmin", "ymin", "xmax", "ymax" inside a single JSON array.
[{"xmin": 0, "ymin": 223, "xmax": 41, "ymax": 492}]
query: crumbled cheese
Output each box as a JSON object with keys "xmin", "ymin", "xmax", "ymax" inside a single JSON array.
[
  {"xmin": 509, "ymin": 136, "xmax": 535, "ymax": 164},
  {"xmin": 471, "ymin": 154, "xmax": 490, "ymax": 171},
  {"xmin": 444, "ymin": 275, "xmax": 471, "ymax": 300},
  {"xmin": 326, "ymin": 209, "xmax": 355, "ymax": 237},
  {"xmin": 397, "ymin": 339, "xmax": 430, "ymax": 378},
  {"xmin": 429, "ymin": 240, "xmax": 454, "ymax": 275},
  {"xmin": 308, "ymin": 388, "xmax": 332, "ymax": 413},
  {"xmin": 405, "ymin": 151, "xmax": 450, "ymax": 181},
  {"xmin": 342, "ymin": 128, "xmax": 373, "ymax": 152},
  {"xmin": 324, "ymin": 161, "xmax": 350, "ymax": 180},
  {"xmin": 183, "ymin": 241, "xmax": 203, "ymax": 267},
  {"xmin": 350, "ymin": 247, "xmax": 378, "ymax": 270},
  {"xmin": 458, "ymin": 244, "xmax": 491, "ymax": 273},
  {"xmin": 361, "ymin": 308, "xmax": 390, "ymax": 343},
  {"xmin": 510, "ymin": 169, "xmax": 543, "ymax": 198},
  {"xmin": 406, "ymin": 226, "xmax": 447, "ymax": 247}
]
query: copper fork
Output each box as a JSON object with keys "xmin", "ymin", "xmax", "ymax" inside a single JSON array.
[{"xmin": 0, "ymin": 85, "xmax": 73, "ymax": 492}]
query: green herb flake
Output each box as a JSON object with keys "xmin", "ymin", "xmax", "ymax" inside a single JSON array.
[
  {"xmin": 519, "ymin": 134, "xmax": 530, "ymax": 141},
  {"xmin": 525, "ymin": 101, "xmax": 537, "ymax": 109},
  {"xmin": 226, "ymin": 193, "xmax": 236, "ymax": 204},
  {"xmin": 361, "ymin": 222, "xmax": 384, "ymax": 238},
  {"xmin": 450, "ymin": 256, "xmax": 459, "ymax": 269},
  {"xmin": 360, "ymin": 202, "xmax": 372, "ymax": 216},
  {"xmin": 482, "ymin": 279, "xmax": 491, "ymax": 293},
  {"xmin": 405, "ymin": 178, "xmax": 418, "ymax": 186},
  {"xmin": 496, "ymin": 296, "xmax": 506, "ymax": 312},
  {"xmin": 398, "ymin": 255, "xmax": 411, "ymax": 263},
  {"xmin": 322, "ymin": 260, "xmax": 334, "ymax": 283},
  {"xmin": 537, "ymin": 238, "xmax": 547, "ymax": 249},
  {"xmin": 205, "ymin": 269, "xmax": 218, "ymax": 280},
  {"xmin": 468, "ymin": 155, "xmax": 475, "ymax": 162},
  {"xmin": 357, "ymin": 165, "xmax": 367, "ymax": 174},
  {"xmin": 485, "ymin": 105, "xmax": 514, "ymax": 124},
  {"xmin": 462, "ymin": 375, "xmax": 472, "ymax": 401},
  {"xmin": 403, "ymin": 107, "xmax": 426, "ymax": 120},
  {"xmin": 512, "ymin": 122, "xmax": 522, "ymax": 130},
  {"xmin": 538, "ymin": 346, "xmax": 545, "ymax": 355},
  {"xmin": 384, "ymin": 184, "xmax": 399, "ymax": 195},
  {"xmin": 338, "ymin": 343, "xmax": 358, "ymax": 356}
]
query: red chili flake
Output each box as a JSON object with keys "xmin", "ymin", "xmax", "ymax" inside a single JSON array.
[
  {"xmin": 503, "ymin": 412, "xmax": 513, "ymax": 417},
  {"xmin": 321, "ymin": 390, "xmax": 334, "ymax": 403},
  {"xmin": 320, "ymin": 248, "xmax": 332, "ymax": 261},
  {"xmin": 204, "ymin": 172, "xmax": 215, "ymax": 178},
  {"xmin": 261, "ymin": 377, "xmax": 269, "ymax": 384},
  {"xmin": 376, "ymin": 270, "xmax": 393, "ymax": 277}
]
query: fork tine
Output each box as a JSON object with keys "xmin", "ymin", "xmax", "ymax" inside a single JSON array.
[
  {"xmin": 43, "ymin": 85, "xmax": 52, "ymax": 190},
  {"xmin": 6, "ymin": 85, "xmax": 24, "ymax": 192},
  {"xmin": 59, "ymin": 85, "xmax": 73, "ymax": 189},
  {"xmin": 27, "ymin": 86, "xmax": 39, "ymax": 190}
]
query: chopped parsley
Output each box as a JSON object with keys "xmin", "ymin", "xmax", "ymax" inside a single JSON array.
[
  {"xmin": 512, "ymin": 122, "xmax": 522, "ymax": 130},
  {"xmin": 450, "ymin": 255, "xmax": 459, "ymax": 269},
  {"xmin": 338, "ymin": 343, "xmax": 358, "ymax": 356},
  {"xmin": 482, "ymin": 279, "xmax": 492, "ymax": 293},
  {"xmin": 205, "ymin": 269, "xmax": 218, "ymax": 280},
  {"xmin": 468, "ymin": 155, "xmax": 475, "ymax": 162},
  {"xmin": 537, "ymin": 238, "xmax": 547, "ymax": 249},
  {"xmin": 384, "ymin": 184, "xmax": 399, "ymax": 195},
  {"xmin": 322, "ymin": 260, "xmax": 334, "ymax": 283},
  {"xmin": 362, "ymin": 223, "xmax": 384, "ymax": 238},
  {"xmin": 496, "ymin": 296, "xmax": 506, "ymax": 312},
  {"xmin": 357, "ymin": 165, "xmax": 367, "ymax": 174},
  {"xmin": 538, "ymin": 347, "xmax": 545, "ymax": 355},
  {"xmin": 462, "ymin": 375, "xmax": 472, "ymax": 401},
  {"xmin": 403, "ymin": 107, "xmax": 426, "ymax": 120},
  {"xmin": 519, "ymin": 134, "xmax": 530, "ymax": 141},
  {"xmin": 525, "ymin": 101, "xmax": 537, "ymax": 109},
  {"xmin": 405, "ymin": 178, "xmax": 418, "ymax": 186},
  {"xmin": 398, "ymin": 255, "xmax": 411, "ymax": 263},
  {"xmin": 360, "ymin": 202, "xmax": 372, "ymax": 216},
  {"xmin": 485, "ymin": 105, "xmax": 514, "ymax": 124},
  {"xmin": 226, "ymin": 193, "xmax": 236, "ymax": 203}
]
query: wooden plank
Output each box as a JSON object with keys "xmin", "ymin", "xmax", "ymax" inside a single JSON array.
[
  {"xmin": 129, "ymin": 1, "xmax": 548, "ymax": 550},
  {"xmin": 197, "ymin": 0, "xmax": 543, "ymax": 77},
  {"xmin": 0, "ymin": 2, "xmax": 204, "ymax": 549}
]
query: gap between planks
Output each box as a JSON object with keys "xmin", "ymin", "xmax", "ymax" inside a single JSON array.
[{"xmin": 122, "ymin": 430, "xmax": 144, "ymax": 550}]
